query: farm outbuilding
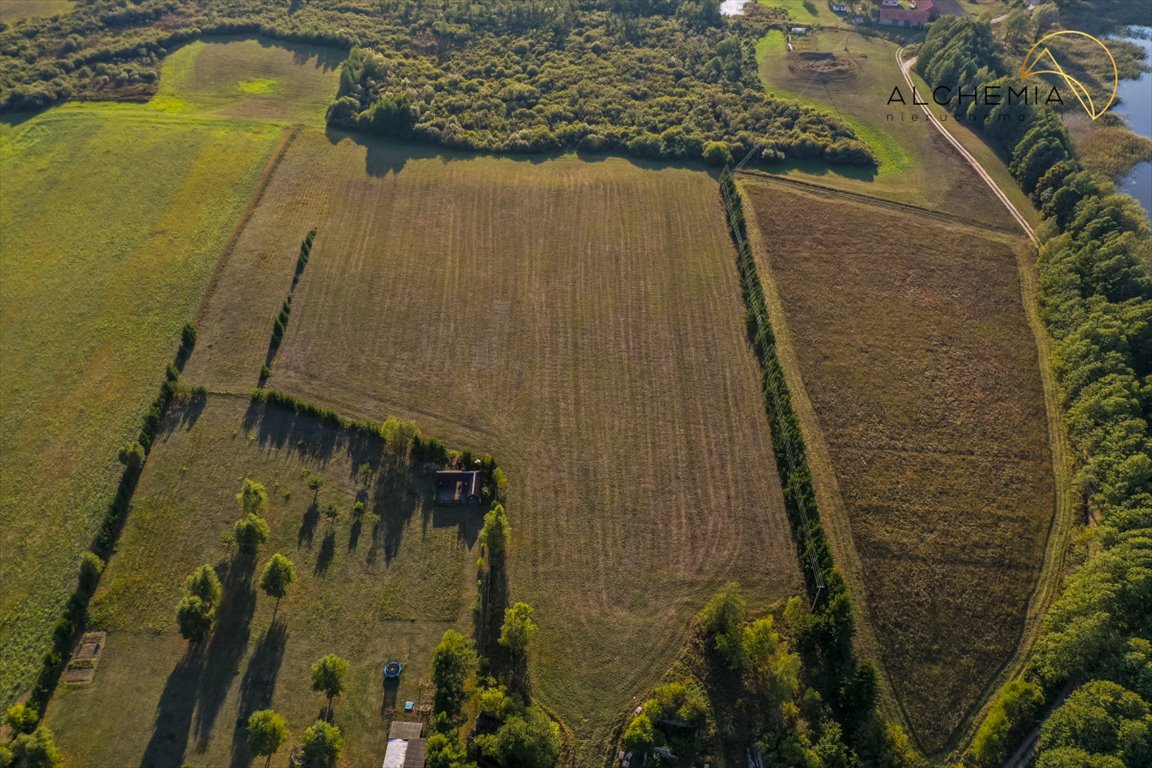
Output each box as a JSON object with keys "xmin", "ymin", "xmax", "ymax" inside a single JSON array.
[
  {"xmin": 434, "ymin": 470, "xmax": 483, "ymax": 505},
  {"xmin": 878, "ymin": 0, "xmax": 937, "ymax": 26},
  {"xmin": 382, "ymin": 721, "xmax": 426, "ymax": 768}
]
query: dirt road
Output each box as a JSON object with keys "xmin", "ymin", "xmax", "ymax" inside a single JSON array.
[{"xmin": 896, "ymin": 44, "xmax": 1038, "ymax": 242}]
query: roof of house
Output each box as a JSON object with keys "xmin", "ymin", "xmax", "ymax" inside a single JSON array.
[
  {"xmin": 383, "ymin": 737, "xmax": 427, "ymax": 768},
  {"xmin": 879, "ymin": 0, "xmax": 935, "ymax": 23},
  {"xmin": 389, "ymin": 721, "xmax": 423, "ymax": 740},
  {"xmin": 435, "ymin": 470, "xmax": 482, "ymax": 498}
]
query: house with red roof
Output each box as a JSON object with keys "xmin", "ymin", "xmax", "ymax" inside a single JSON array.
[{"xmin": 878, "ymin": 0, "xmax": 937, "ymax": 27}]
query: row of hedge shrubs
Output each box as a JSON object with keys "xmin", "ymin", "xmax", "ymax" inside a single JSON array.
[
  {"xmin": 261, "ymin": 230, "xmax": 317, "ymax": 383},
  {"xmin": 249, "ymin": 388, "xmax": 506, "ymax": 485}
]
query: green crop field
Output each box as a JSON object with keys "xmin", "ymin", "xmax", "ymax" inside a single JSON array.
[
  {"xmin": 45, "ymin": 394, "xmax": 473, "ymax": 766},
  {"xmin": 149, "ymin": 37, "xmax": 343, "ymax": 124},
  {"xmin": 0, "ymin": 110, "xmax": 281, "ymax": 706},
  {"xmin": 162, "ymin": 127, "xmax": 805, "ymax": 760},
  {"xmin": 757, "ymin": 0, "xmax": 847, "ymax": 28},
  {"xmin": 740, "ymin": 176, "xmax": 1059, "ymax": 754},
  {"xmin": 755, "ymin": 28, "xmax": 1019, "ymax": 229},
  {"xmin": 0, "ymin": 38, "xmax": 339, "ymax": 709},
  {"xmin": 0, "ymin": 0, "xmax": 74, "ymax": 21}
]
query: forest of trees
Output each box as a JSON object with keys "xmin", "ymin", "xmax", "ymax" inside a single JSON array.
[
  {"xmin": 919, "ymin": 17, "xmax": 1152, "ymax": 768},
  {"xmin": 0, "ymin": 0, "xmax": 875, "ymax": 168},
  {"xmin": 327, "ymin": 8, "xmax": 874, "ymax": 166}
]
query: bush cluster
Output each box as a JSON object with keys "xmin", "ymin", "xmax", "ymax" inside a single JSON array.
[{"xmin": 328, "ymin": 9, "xmax": 874, "ymax": 168}]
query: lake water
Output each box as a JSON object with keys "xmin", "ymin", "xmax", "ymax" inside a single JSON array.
[{"xmin": 1112, "ymin": 27, "xmax": 1152, "ymax": 218}]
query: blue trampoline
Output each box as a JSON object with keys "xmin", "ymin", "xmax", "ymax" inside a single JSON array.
[{"xmin": 383, "ymin": 660, "xmax": 403, "ymax": 679}]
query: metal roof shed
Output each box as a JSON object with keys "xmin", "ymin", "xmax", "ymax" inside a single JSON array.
[{"xmin": 382, "ymin": 737, "xmax": 427, "ymax": 768}]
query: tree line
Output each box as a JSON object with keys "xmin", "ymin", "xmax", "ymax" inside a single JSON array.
[
  {"xmin": 425, "ymin": 502, "xmax": 562, "ymax": 768},
  {"xmin": 918, "ymin": 16, "xmax": 1152, "ymax": 768}
]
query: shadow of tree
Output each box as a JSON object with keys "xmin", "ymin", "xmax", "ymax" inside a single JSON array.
[
  {"xmin": 298, "ymin": 501, "xmax": 319, "ymax": 548},
  {"xmin": 382, "ymin": 676, "xmax": 400, "ymax": 717},
  {"xmin": 193, "ymin": 557, "xmax": 257, "ymax": 750},
  {"xmin": 475, "ymin": 558, "xmax": 510, "ymax": 667},
  {"xmin": 370, "ymin": 450, "xmax": 433, "ymax": 565},
  {"xmin": 139, "ymin": 648, "xmax": 204, "ymax": 768},
  {"xmin": 229, "ymin": 618, "xmax": 288, "ymax": 768},
  {"xmin": 347, "ymin": 517, "xmax": 362, "ymax": 551},
  {"xmin": 315, "ymin": 530, "xmax": 336, "ymax": 575},
  {"xmin": 162, "ymin": 395, "xmax": 207, "ymax": 438}
]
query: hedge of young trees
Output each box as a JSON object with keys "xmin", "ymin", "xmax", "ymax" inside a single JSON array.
[
  {"xmin": 0, "ymin": 0, "xmax": 874, "ymax": 169},
  {"xmin": 916, "ymin": 16, "xmax": 1152, "ymax": 768}
]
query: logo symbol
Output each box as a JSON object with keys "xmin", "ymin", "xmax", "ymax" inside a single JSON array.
[{"xmin": 1020, "ymin": 31, "xmax": 1118, "ymax": 120}]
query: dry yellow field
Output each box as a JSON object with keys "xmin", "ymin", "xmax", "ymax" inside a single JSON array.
[{"xmin": 741, "ymin": 176, "xmax": 1057, "ymax": 753}]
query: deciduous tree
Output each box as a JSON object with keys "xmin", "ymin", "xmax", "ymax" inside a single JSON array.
[
  {"xmin": 300, "ymin": 720, "xmax": 343, "ymax": 768},
  {"xmin": 247, "ymin": 709, "xmax": 287, "ymax": 766},
  {"xmin": 260, "ymin": 553, "xmax": 295, "ymax": 616},
  {"xmin": 498, "ymin": 602, "xmax": 538, "ymax": 655},
  {"xmin": 431, "ymin": 630, "xmax": 477, "ymax": 717},
  {"xmin": 237, "ymin": 478, "xmax": 269, "ymax": 517},
  {"xmin": 176, "ymin": 595, "xmax": 214, "ymax": 643},
  {"xmin": 310, "ymin": 654, "xmax": 349, "ymax": 717},
  {"xmin": 186, "ymin": 564, "xmax": 221, "ymax": 605},
  {"xmin": 234, "ymin": 513, "xmax": 270, "ymax": 556}
]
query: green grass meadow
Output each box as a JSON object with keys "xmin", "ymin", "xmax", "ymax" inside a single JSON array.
[
  {"xmin": 0, "ymin": 37, "xmax": 340, "ymax": 708},
  {"xmin": 757, "ymin": 0, "xmax": 849, "ymax": 28},
  {"xmin": 46, "ymin": 395, "xmax": 474, "ymax": 767},
  {"xmin": 148, "ymin": 37, "xmax": 343, "ymax": 124},
  {"xmin": 755, "ymin": 27, "xmax": 1018, "ymax": 227}
]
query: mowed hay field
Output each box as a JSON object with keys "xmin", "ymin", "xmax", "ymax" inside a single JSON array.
[
  {"xmin": 0, "ymin": 38, "xmax": 339, "ymax": 707},
  {"xmin": 741, "ymin": 177, "xmax": 1056, "ymax": 752},
  {"xmin": 45, "ymin": 395, "xmax": 474, "ymax": 767},
  {"xmin": 182, "ymin": 128, "xmax": 804, "ymax": 757}
]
